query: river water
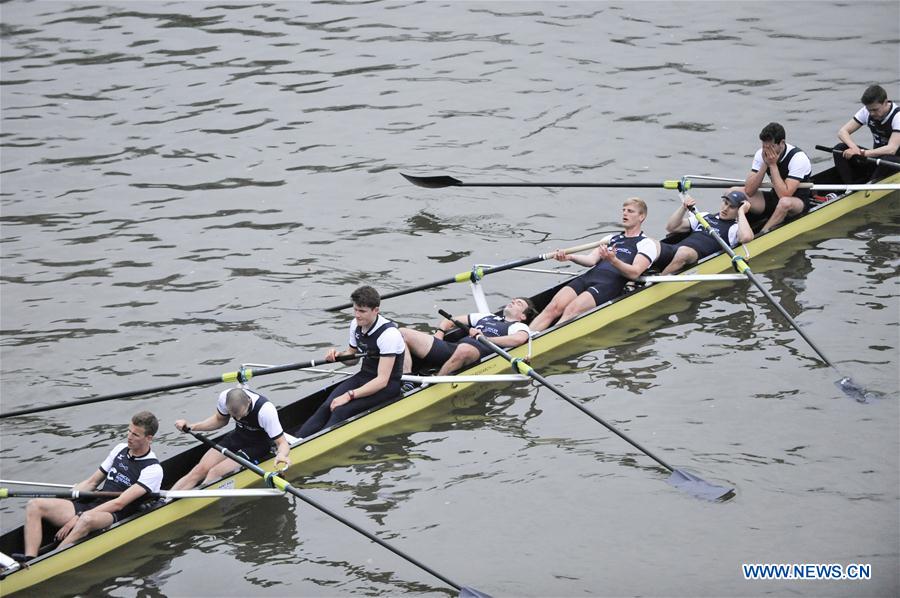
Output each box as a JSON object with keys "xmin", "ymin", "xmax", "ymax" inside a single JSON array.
[{"xmin": 1, "ymin": 1, "xmax": 898, "ymax": 597}]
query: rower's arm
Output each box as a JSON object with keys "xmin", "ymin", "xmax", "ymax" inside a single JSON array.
[
  {"xmin": 354, "ymin": 354, "xmax": 397, "ymax": 396},
  {"xmin": 89, "ymin": 483, "xmax": 148, "ymax": 514},
  {"xmin": 735, "ymin": 202, "xmax": 754, "ymax": 244},
  {"xmin": 838, "ymin": 118, "xmax": 863, "ymax": 150},
  {"xmin": 767, "ymin": 165, "xmax": 799, "ymax": 198},
  {"xmin": 608, "ymin": 253, "xmax": 652, "ymax": 281},
  {"xmin": 665, "ymin": 203, "xmax": 691, "ymax": 234},
  {"xmin": 436, "ymin": 314, "xmax": 468, "ymax": 338},
  {"xmin": 182, "ymin": 411, "xmax": 230, "ymax": 433},
  {"xmin": 75, "ymin": 469, "xmax": 106, "ymax": 492},
  {"xmin": 865, "ymin": 130, "xmax": 900, "ymax": 158},
  {"xmin": 272, "ymin": 435, "xmax": 291, "ymax": 469},
  {"xmin": 744, "ymin": 165, "xmax": 767, "ymax": 197},
  {"xmin": 488, "ymin": 330, "xmax": 530, "ymax": 349}
]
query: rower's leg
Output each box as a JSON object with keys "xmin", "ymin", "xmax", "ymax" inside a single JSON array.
[
  {"xmin": 170, "ymin": 448, "xmax": 229, "ymax": 490},
  {"xmin": 529, "ymin": 286, "xmax": 577, "ymax": 332},
  {"xmin": 399, "ymin": 328, "xmax": 434, "ymax": 373},
  {"xmin": 436, "ymin": 344, "xmax": 481, "ymax": 376},
  {"xmin": 557, "ymin": 292, "xmax": 599, "ymax": 324},
  {"xmin": 202, "ymin": 457, "xmax": 242, "ymax": 484},
  {"xmin": 24, "ymin": 498, "xmax": 75, "ymax": 557},
  {"xmin": 760, "ymin": 196, "xmax": 804, "ymax": 234},
  {"xmin": 661, "ymin": 247, "xmax": 699, "ymax": 274},
  {"xmin": 59, "ymin": 510, "xmax": 115, "ymax": 548}
]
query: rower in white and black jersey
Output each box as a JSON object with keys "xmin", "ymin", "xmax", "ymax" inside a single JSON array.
[
  {"xmin": 16, "ymin": 412, "xmax": 163, "ymax": 564},
  {"xmin": 740, "ymin": 121, "xmax": 813, "ymax": 234},
  {"xmin": 400, "ymin": 297, "xmax": 537, "ymax": 377},
  {"xmin": 171, "ymin": 387, "xmax": 291, "ymax": 490},
  {"xmin": 298, "ymin": 285, "xmax": 405, "ymax": 438},
  {"xmin": 658, "ymin": 191, "xmax": 754, "ymax": 275},
  {"xmin": 530, "ymin": 197, "xmax": 659, "ymax": 332},
  {"xmin": 834, "ymin": 84, "xmax": 900, "ymax": 183}
]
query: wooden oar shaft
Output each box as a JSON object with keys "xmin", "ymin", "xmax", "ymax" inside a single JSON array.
[
  {"xmin": 0, "ymin": 353, "xmax": 368, "ymax": 419},
  {"xmin": 185, "ymin": 428, "xmax": 467, "ymax": 593},
  {"xmin": 437, "ymin": 310, "xmax": 675, "ymax": 471},
  {"xmin": 687, "ymin": 208, "xmax": 837, "ymax": 369}
]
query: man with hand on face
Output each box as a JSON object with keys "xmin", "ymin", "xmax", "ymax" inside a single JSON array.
[
  {"xmin": 741, "ymin": 122, "xmax": 812, "ymax": 234},
  {"xmin": 298, "ymin": 285, "xmax": 404, "ymax": 438}
]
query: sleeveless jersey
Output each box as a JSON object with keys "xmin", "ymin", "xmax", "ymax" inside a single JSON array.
[
  {"xmin": 98, "ymin": 443, "xmax": 163, "ymax": 495},
  {"xmin": 351, "ymin": 316, "xmax": 404, "ymax": 380},
  {"xmin": 854, "ymin": 102, "xmax": 900, "ymax": 152}
]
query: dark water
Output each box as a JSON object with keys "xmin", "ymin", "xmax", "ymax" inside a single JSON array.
[{"xmin": 1, "ymin": 1, "xmax": 898, "ymax": 596}]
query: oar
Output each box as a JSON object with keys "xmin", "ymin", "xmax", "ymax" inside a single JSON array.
[
  {"xmin": 438, "ymin": 310, "xmax": 733, "ymax": 501},
  {"xmin": 184, "ymin": 428, "xmax": 490, "ymax": 598},
  {"xmin": 402, "ymin": 172, "xmax": 732, "ymax": 189},
  {"xmin": 815, "ymin": 144, "xmax": 900, "ymax": 171},
  {"xmin": 0, "ymin": 487, "xmax": 284, "ymax": 500},
  {"xmin": 685, "ymin": 205, "xmax": 873, "ymax": 402},
  {"xmin": 0, "ymin": 353, "xmax": 371, "ymax": 419},
  {"xmin": 401, "ymin": 172, "xmax": 898, "ymax": 192},
  {"xmin": 327, "ymin": 240, "xmax": 606, "ymax": 311}
]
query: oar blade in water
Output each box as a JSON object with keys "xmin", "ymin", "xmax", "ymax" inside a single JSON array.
[
  {"xmin": 459, "ymin": 586, "xmax": 493, "ymax": 598},
  {"xmin": 668, "ymin": 469, "xmax": 734, "ymax": 501},
  {"xmin": 835, "ymin": 376, "xmax": 877, "ymax": 403}
]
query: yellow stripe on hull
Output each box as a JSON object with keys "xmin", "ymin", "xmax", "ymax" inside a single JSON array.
[{"xmin": 2, "ymin": 177, "xmax": 895, "ymax": 595}]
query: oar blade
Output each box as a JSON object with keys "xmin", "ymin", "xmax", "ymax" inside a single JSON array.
[
  {"xmin": 834, "ymin": 376, "xmax": 878, "ymax": 403},
  {"xmin": 401, "ymin": 173, "xmax": 463, "ymax": 188},
  {"xmin": 668, "ymin": 469, "xmax": 734, "ymax": 502},
  {"xmin": 459, "ymin": 586, "xmax": 493, "ymax": 598}
]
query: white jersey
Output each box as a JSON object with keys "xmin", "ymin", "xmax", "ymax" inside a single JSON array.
[{"xmin": 216, "ymin": 388, "xmax": 284, "ymax": 440}]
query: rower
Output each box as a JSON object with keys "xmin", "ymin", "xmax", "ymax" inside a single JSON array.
[
  {"xmin": 15, "ymin": 412, "xmax": 163, "ymax": 563},
  {"xmin": 171, "ymin": 387, "xmax": 291, "ymax": 490},
  {"xmin": 399, "ymin": 297, "xmax": 537, "ymax": 378},
  {"xmin": 737, "ymin": 122, "xmax": 813, "ymax": 234},
  {"xmin": 833, "ymin": 84, "xmax": 900, "ymax": 183},
  {"xmin": 297, "ymin": 285, "xmax": 405, "ymax": 438},
  {"xmin": 529, "ymin": 197, "xmax": 658, "ymax": 332},
  {"xmin": 656, "ymin": 191, "xmax": 754, "ymax": 275}
]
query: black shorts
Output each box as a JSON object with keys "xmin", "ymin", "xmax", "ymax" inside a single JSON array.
[
  {"xmin": 220, "ymin": 431, "xmax": 275, "ymax": 464},
  {"xmin": 73, "ymin": 497, "xmax": 141, "ymax": 523},
  {"xmin": 762, "ymin": 188, "xmax": 814, "ymax": 217},
  {"xmin": 566, "ymin": 272, "xmax": 625, "ymax": 307},
  {"xmin": 422, "ymin": 338, "xmax": 459, "ymax": 368}
]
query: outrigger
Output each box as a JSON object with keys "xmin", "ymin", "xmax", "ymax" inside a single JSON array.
[{"xmin": 1, "ymin": 163, "xmax": 897, "ymax": 595}]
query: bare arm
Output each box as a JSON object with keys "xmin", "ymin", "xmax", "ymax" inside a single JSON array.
[
  {"xmin": 175, "ymin": 411, "xmax": 230, "ymax": 433},
  {"xmin": 74, "ymin": 469, "xmax": 107, "ymax": 492},
  {"xmin": 272, "ymin": 435, "xmax": 291, "ymax": 469},
  {"xmin": 735, "ymin": 202, "xmax": 754, "ymax": 244},
  {"xmin": 838, "ymin": 118, "xmax": 863, "ymax": 153},
  {"xmin": 865, "ymin": 130, "xmax": 900, "ymax": 158},
  {"xmin": 88, "ymin": 483, "xmax": 148, "ymax": 514},
  {"xmin": 481, "ymin": 329, "xmax": 529, "ymax": 349},
  {"xmin": 665, "ymin": 195, "xmax": 695, "ymax": 233},
  {"xmin": 607, "ymin": 252, "xmax": 652, "ymax": 281}
]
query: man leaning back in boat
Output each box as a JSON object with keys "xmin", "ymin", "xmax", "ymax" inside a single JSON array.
[
  {"xmin": 297, "ymin": 285, "xmax": 405, "ymax": 438},
  {"xmin": 15, "ymin": 411, "xmax": 163, "ymax": 564},
  {"xmin": 529, "ymin": 197, "xmax": 659, "ymax": 332},
  {"xmin": 171, "ymin": 387, "xmax": 291, "ymax": 489},
  {"xmin": 399, "ymin": 297, "xmax": 537, "ymax": 378}
]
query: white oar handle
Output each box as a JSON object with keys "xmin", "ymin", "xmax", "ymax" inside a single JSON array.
[{"xmin": 544, "ymin": 238, "xmax": 609, "ymax": 259}]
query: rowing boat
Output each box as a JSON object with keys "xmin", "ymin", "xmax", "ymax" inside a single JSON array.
[{"xmin": 1, "ymin": 165, "xmax": 896, "ymax": 594}]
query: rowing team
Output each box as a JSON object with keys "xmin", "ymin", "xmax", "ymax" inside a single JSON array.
[{"xmin": 14, "ymin": 85, "xmax": 900, "ymax": 566}]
